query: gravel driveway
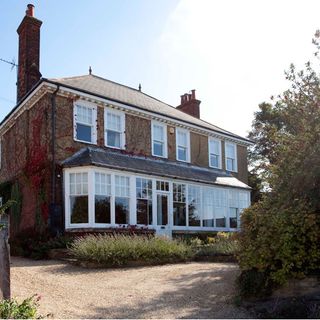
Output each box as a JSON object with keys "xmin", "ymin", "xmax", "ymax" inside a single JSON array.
[{"xmin": 11, "ymin": 257, "xmax": 250, "ymax": 319}]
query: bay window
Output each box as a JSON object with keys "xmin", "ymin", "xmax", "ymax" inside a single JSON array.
[
  {"xmin": 152, "ymin": 121, "xmax": 167, "ymax": 158},
  {"xmin": 225, "ymin": 142, "xmax": 237, "ymax": 172},
  {"xmin": 65, "ymin": 168, "xmax": 250, "ymax": 231},
  {"xmin": 104, "ymin": 108, "xmax": 125, "ymax": 149},
  {"xmin": 136, "ymin": 178, "xmax": 153, "ymax": 225},
  {"xmin": 176, "ymin": 128, "xmax": 190, "ymax": 162},
  {"xmin": 209, "ymin": 138, "xmax": 221, "ymax": 168},
  {"xmin": 74, "ymin": 102, "xmax": 97, "ymax": 144}
]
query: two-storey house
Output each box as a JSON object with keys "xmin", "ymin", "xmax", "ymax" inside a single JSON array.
[{"xmin": 0, "ymin": 5, "xmax": 251, "ymax": 237}]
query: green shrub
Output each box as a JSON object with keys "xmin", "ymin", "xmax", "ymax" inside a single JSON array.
[
  {"xmin": 194, "ymin": 232, "xmax": 239, "ymax": 257},
  {"xmin": 0, "ymin": 295, "xmax": 40, "ymax": 319},
  {"xmin": 237, "ymin": 199, "xmax": 320, "ymax": 294},
  {"xmin": 69, "ymin": 234, "xmax": 193, "ymax": 266}
]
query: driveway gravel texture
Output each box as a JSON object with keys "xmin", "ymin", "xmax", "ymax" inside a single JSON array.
[{"xmin": 11, "ymin": 257, "xmax": 251, "ymax": 319}]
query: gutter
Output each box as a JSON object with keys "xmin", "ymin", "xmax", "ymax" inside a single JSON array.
[{"xmin": 50, "ymin": 84, "xmax": 60, "ymax": 218}]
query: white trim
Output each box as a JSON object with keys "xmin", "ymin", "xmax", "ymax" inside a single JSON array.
[
  {"xmin": 225, "ymin": 142, "xmax": 238, "ymax": 172},
  {"xmin": 63, "ymin": 166, "xmax": 250, "ymax": 232},
  {"xmin": 176, "ymin": 128, "xmax": 190, "ymax": 163},
  {"xmin": 104, "ymin": 107, "xmax": 126, "ymax": 149},
  {"xmin": 208, "ymin": 137, "xmax": 222, "ymax": 169},
  {"xmin": 151, "ymin": 120, "xmax": 168, "ymax": 158},
  {"xmin": 42, "ymin": 82, "xmax": 252, "ymax": 146}
]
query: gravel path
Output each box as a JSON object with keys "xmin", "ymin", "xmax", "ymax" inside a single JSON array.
[{"xmin": 11, "ymin": 257, "xmax": 251, "ymax": 319}]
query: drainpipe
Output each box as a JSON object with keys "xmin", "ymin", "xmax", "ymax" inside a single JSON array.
[{"xmin": 50, "ymin": 85, "xmax": 59, "ymax": 233}]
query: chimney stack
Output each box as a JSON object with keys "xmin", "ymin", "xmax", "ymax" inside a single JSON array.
[
  {"xmin": 17, "ymin": 4, "xmax": 42, "ymax": 102},
  {"xmin": 176, "ymin": 89, "xmax": 201, "ymax": 118}
]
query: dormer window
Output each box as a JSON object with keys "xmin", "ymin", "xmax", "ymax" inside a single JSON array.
[
  {"xmin": 176, "ymin": 128, "xmax": 190, "ymax": 162},
  {"xmin": 225, "ymin": 142, "xmax": 237, "ymax": 172},
  {"xmin": 152, "ymin": 121, "xmax": 167, "ymax": 158},
  {"xmin": 74, "ymin": 101, "xmax": 97, "ymax": 144},
  {"xmin": 104, "ymin": 107, "xmax": 125, "ymax": 149},
  {"xmin": 209, "ymin": 138, "xmax": 221, "ymax": 169}
]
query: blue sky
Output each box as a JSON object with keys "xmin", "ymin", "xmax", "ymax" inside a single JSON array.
[{"xmin": 1, "ymin": 0, "xmax": 320, "ymax": 137}]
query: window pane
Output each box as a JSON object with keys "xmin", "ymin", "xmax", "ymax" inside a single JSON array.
[
  {"xmin": 115, "ymin": 176, "xmax": 130, "ymax": 197},
  {"xmin": 153, "ymin": 141, "xmax": 163, "ymax": 156},
  {"xmin": 95, "ymin": 195, "xmax": 111, "ymax": 224},
  {"xmin": 230, "ymin": 207, "xmax": 238, "ymax": 228},
  {"xmin": 226, "ymin": 144, "xmax": 235, "ymax": 158},
  {"xmin": 76, "ymin": 123, "xmax": 92, "ymax": 142},
  {"xmin": 157, "ymin": 194, "xmax": 168, "ymax": 225},
  {"xmin": 153, "ymin": 125, "xmax": 163, "ymax": 141},
  {"xmin": 107, "ymin": 130, "xmax": 121, "ymax": 148},
  {"xmin": 210, "ymin": 154, "xmax": 219, "ymax": 168},
  {"xmin": 115, "ymin": 197, "xmax": 130, "ymax": 224},
  {"xmin": 70, "ymin": 196, "xmax": 88, "ymax": 224},
  {"xmin": 107, "ymin": 112, "xmax": 121, "ymax": 131},
  {"xmin": 203, "ymin": 188, "xmax": 214, "ymax": 227},
  {"xmin": 210, "ymin": 140, "xmax": 220, "ymax": 154},
  {"xmin": 178, "ymin": 146, "xmax": 187, "ymax": 161},
  {"xmin": 173, "ymin": 203, "xmax": 186, "ymax": 226},
  {"xmin": 188, "ymin": 186, "xmax": 201, "ymax": 227},
  {"xmin": 216, "ymin": 217, "xmax": 226, "ymax": 227},
  {"xmin": 226, "ymin": 158, "xmax": 234, "ymax": 171},
  {"xmin": 177, "ymin": 131, "xmax": 187, "ymax": 146},
  {"xmin": 137, "ymin": 199, "xmax": 152, "ymax": 225}
]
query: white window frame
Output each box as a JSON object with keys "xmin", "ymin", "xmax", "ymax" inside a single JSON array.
[
  {"xmin": 176, "ymin": 128, "xmax": 190, "ymax": 163},
  {"xmin": 151, "ymin": 121, "xmax": 168, "ymax": 158},
  {"xmin": 64, "ymin": 166, "xmax": 251, "ymax": 232},
  {"xmin": 104, "ymin": 107, "xmax": 126, "ymax": 149},
  {"xmin": 73, "ymin": 100, "xmax": 97, "ymax": 145},
  {"xmin": 208, "ymin": 137, "xmax": 222, "ymax": 169},
  {"xmin": 225, "ymin": 142, "xmax": 238, "ymax": 172}
]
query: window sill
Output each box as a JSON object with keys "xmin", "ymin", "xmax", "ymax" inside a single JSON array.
[{"xmin": 74, "ymin": 138, "xmax": 97, "ymax": 145}]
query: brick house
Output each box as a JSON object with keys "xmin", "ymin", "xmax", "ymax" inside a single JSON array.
[{"xmin": 0, "ymin": 5, "xmax": 252, "ymax": 237}]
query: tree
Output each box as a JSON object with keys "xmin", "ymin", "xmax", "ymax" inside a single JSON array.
[
  {"xmin": 238, "ymin": 32, "xmax": 320, "ymax": 291},
  {"xmin": 0, "ymin": 200, "xmax": 14, "ymax": 300}
]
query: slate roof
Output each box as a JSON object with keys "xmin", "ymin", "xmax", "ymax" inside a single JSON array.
[
  {"xmin": 47, "ymin": 74, "xmax": 251, "ymax": 143},
  {"xmin": 62, "ymin": 147, "xmax": 250, "ymax": 190}
]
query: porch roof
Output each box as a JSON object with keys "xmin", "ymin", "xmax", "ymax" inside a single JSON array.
[{"xmin": 62, "ymin": 147, "xmax": 251, "ymax": 190}]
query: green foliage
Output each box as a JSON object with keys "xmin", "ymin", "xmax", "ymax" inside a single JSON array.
[
  {"xmin": 69, "ymin": 234, "xmax": 193, "ymax": 266},
  {"xmin": 239, "ymin": 32, "xmax": 320, "ymax": 295},
  {"xmin": 193, "ymin": 232, "xmax": 239, "ymax": 257},
  {"xmin": 0, "ymin": 295, "xmax": 40, "ymax": 319}
]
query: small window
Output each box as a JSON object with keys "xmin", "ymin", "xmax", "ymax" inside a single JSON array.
[
  {"xmin": 152, "ymin": 121, "xmax": 167, "ymax": 158},
  {"xmin": 104, "ymin": 108, "xmax": 125, "ymax": 149},
  {"xmin": 156, "ymin": 180, "xmax": 169, "ymax": 191},
  {"xmin": 209, "ymin": 138, "xmax": 221, "ymax": 169},
  {"xmin": 74, "ymin": 102, "xmax": 97, "ymax": 144},
  {"xmin": 225, "ymin": 142, "xmax": 237, "ymax": 172},
  {"xmin": 176, "ymin": 128, "xmax": 190, "ymax": 162}
]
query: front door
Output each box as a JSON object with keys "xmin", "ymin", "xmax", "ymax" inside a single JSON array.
[{"xmin": 156, "ymin": 193, "xmax": 171, "ymax": 237}]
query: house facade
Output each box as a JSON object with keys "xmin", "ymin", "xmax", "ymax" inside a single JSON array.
[{"xmin": 0, "ymin": 5, "xmax": 252, "ymax": 237}]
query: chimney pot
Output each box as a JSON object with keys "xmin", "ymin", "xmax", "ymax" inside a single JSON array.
[
  {"xmin": 26, "ymin": 4, "xmax": 35, "ymax": 17},
  {"xmin": 177, "ymin": 89, "xmax": 201, "ymax": 118}
]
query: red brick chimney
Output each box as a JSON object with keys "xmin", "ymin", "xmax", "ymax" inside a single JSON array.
[
  {"xmin": 176, "ymin": 89, "xmax": 201, "ymax": 118},
  {"xmin": 17, "ymin": 4, "xmax": 42, "ymax": 102}
]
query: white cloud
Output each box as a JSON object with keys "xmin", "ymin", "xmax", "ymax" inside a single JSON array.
[{"xmin": 152, "ymin": 0, "xmax": 320, "ymax": 137}]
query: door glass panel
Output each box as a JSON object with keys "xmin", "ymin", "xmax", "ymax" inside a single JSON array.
[{"xmin": 157, "ymin": 194, "xmax": 168, "ymax": 226}]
